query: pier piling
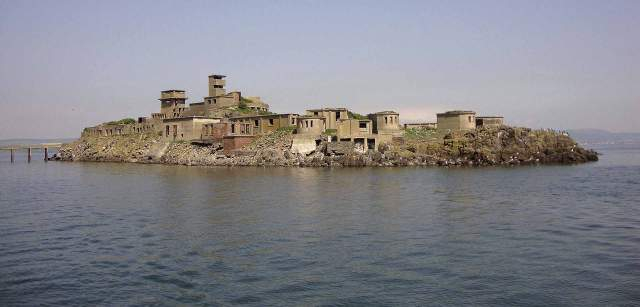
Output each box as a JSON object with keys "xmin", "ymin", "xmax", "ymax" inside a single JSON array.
[{"xmin": 1, "ymin": 143, "xmax": 62, "ymax": 163}]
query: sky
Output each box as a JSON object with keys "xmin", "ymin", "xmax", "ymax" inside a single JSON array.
[{"xmin": 0, "ymin": 0, "xmax": 638, "ymax": 139}]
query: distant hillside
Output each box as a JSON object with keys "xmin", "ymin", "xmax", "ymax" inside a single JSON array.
[
  {"xmin": 567, "ymin": 129, "xmax": 640, "ymax": 148},
  {"xmin": 0, "ymin": 138, "xmax": 77, "ymax": 147}
]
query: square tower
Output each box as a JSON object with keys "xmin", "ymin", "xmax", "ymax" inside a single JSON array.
[
  {"xmin": 159, "ymin": 90, "xmax": 187, "ymax": 119},
  {"xmin": 208, "ymin": 74, "xmax": 226, "ymax": 97}
]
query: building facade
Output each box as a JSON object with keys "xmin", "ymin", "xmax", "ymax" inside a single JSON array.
[
  {"xmin": 476, "ymin": 116, "xmax": 504, "ymax": 128},
  {"xmin": 305, "ymin": 108, "xmax": 349, "ymax": 130},
  {"xmin": 296, "ymin": 116, "xmax": 326, "ymax": 135},
  {"xmin": 229, "ymin": 114, "xmax": 298, "ymax": 135},
  {"xmin": 437, "ymin": 110, "xmax": 476, "ymax": 131},
  {"xmin": 81, "ymin": 72, "xmax": 510, "ymax": 156},
  {"xmin": 162, "ymin": 117, "xmax": 222, "ymax": 142}
]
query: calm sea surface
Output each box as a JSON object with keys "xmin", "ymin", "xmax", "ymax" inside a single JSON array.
[{"xmin": 1, "ymin": 147, "xmax": 639, "ymax": 306}]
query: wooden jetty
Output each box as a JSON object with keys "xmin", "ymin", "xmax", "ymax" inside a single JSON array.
[{"xmin": 0, "ymin": 143, "xmax": 63, "ymax": 163}]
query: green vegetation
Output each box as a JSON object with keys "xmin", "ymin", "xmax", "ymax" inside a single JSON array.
[
  {"xmin": 235, "ymin": 106, "xmax": 254, "ymax": 114},
  {"xmin": 234, "ymin": 97, "xmax": 274, "ymax": 116},
  {"xmin": 105, "ymin": 118, "xmax": 136, "ymax": 125},
  {"xmin": 348, "ymin": 111, "xmax": 367, "ymax": 120},
  {"xmin": 323, "ymin": 129, "xmax": 337, "ymax": 136},
  {"xmin": 404, "ymin": 128, "xmax": 440, "ymax": 141},
  {"xmin": 276, "ymin": 126, "xmax": 296, "ymax": 133},
  {"xmin": 239, "ymin": 97, "xmax": 253, "ymax": 109}
]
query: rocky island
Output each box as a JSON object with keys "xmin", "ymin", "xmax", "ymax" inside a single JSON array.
[
  {"xmin": 58, "ymin": 73, "xmax": 598, "ymax": 167},
  {"xmin": 59, "ymin": 125, "xmax": 597, "ymax": 167}
]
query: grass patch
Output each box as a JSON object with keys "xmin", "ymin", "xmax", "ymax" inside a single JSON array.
[
  {"xmin": 404, "ymin": 128, "xmax": 440, "ymax": 141},
  {"xmin": 276, "ymin": 126, "xmax": 296, "ymax": 133},
  {"xmin": 105, "ymin": 118, "xmax": 136, "ymax": 125},
  {"xmin": 324, "ymin": 129, "xmax": 337, "ymax": 136},
  {"xmin": 348, "ymin": 111, "xmax": 367, "ymax": 120}
]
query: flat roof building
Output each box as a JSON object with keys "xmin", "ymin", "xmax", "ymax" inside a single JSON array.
[
  {"xmin": 305, "ymin": 108, "xmax": 349, "ymax": 130},
  {"xmin": 162, "ymin": 116, "xmax": 221, "ymax": 142},
  {"xmin": 369, "ymin": 111, "xmax": 402, "ymax": 136},
  {"xmin": 437, "ymin": 110, "xmax": 476, "ymax": 131},
  {"xmin": 476, "ymin": 116, "xmax": 504, "ymax": 128}
]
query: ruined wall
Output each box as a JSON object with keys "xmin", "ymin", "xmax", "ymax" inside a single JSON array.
[
  {"xmin": 370, "ymin": 113, "xmax": 401, "ymax": 133},
  {"xmin": 256, "ymin": 115, "xmax": 296, "ymax": 135},
  {"xmin": 297, "ymin": 117, "xmax": 325, "ymax": 135},
  {"xmin": 305, "ymin": 109, "xmax": 348, "ymax": 130},
  {"xmin": 230, "ymin": 115, "xmax": 297, "ymax": 135},
  {"xmin": 476, "ymin": 117, "xmax": 504, "ymax": 128},
  {"xmin": 202, "ymin": 122, "xmax": 230, "ymax": 142},
  {"xmin": 162, "ymin": 118, "xmax": 221, "ymax": 142},
  {"xmin": 336, "ymin": 119, "xmax": 372, "ymax": 138},
  {"xmin": 187, "ymin": 103, "xmax": 206, "ymax": 117},
  {"xmin": 223, "ymin": 135, "xmax": 255, "ymax": 155}
]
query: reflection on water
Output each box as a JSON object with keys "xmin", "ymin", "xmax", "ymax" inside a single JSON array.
[{"xmin": 1, "ymin": 148, "xmax": 639, "ymax": 306}]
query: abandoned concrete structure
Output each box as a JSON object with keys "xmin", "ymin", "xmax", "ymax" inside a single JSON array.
[
  {"xmin": 81, "ymin": 72, "xmax": 506, "ymax": 155},
  {"xmin": 159, "ymin": 90, "xmax": 188, "ymax": 119},
  {"xmin": 336, "ymin": 119, "xmax": 372, "ymax": 138},
  {"xmin": 369, "ymin": 111, "xmax": 402, "ymax": 137},
  {"xmin": 200, "ymin": 122, "xmax": 231, "ymax": 143},
  {"xmin": 83, "ymin": 73, "xmax": 270, "ymax": 139},
  {"xmin": 296, "ymin": 116, "xmax": 326, "ymax": 135},
  {"xmin": 335, "ymin": 118, "xmax": 386, "ymax": 150},
  {"xmin": 476, "ymin": 116, "xmax": 504, "ymax": 128},
  {"xmin": 369, "ymin": 111, "xmax": 400, "ymax": 132},
  {"xmin": 437, "ymin": 110, "xmax": 477, "ymax": 132},
  {"xmin": 199, "ymin": 75, "xmax": 269, "ymax": 117},
  {"xmin": 223, "ymin": 135, "xmax": 255, "ymax": 155},
  {"xmin": 404, "ymin": 123, "xmax": 437, "ymax": 130},
  {"xmin": 305, "ymin": 108, "xmax": 348, "ymax": 130},
  {"xmin": 229, "ymin": 114, "xmax": 298, "ymax": 135},
  {"xmin": 162, "ymin": 117, "xmax": 221, "ymax": 142}
]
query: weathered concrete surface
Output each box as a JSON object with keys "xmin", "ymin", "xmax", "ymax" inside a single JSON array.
[
  {"xmin": 58, "ymin": 126, "xmax": 598, "ymax": 167},
  {"xmin": 291, "ymin": 136, "xmax": 317, "ymax": 155}
]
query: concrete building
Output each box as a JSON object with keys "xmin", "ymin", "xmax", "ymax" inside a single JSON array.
[
  {"xmin": 369, "ymin": 111, "xmax": 400, "ymax": 132},
  {"xmin": 296, "ymin": 116, "xmax": 325, "ymax": 135},
  {"xmin": 200, "ymin": 122, "xmax": 231, "ymax": 143},
  {"xmin": 223, "ymin": 135, "xmax": 255, "ymax": 155},
  {"xmin": 162, "ymin": 116, "xmax": 222, "ymax": 142},
  {"xmin": 82, "ymin": 118, "xmax": 161, "ymax": 137},
  {"xmin": 437, "ymin": 110, "xmax": 476, "ymax": 131},
  {"xmin": 336, "ymin": 119, "xmax": 372, "ymax": 138},
  {"xmin": 83, "ymin": 73, "xmax": 274, "ymax": 140},
  {"xmin": 335, "ymin": 118, "xmax": 384, "ymax": 150},
  {"xmin": 229, "ymin": 114, "xmax": 298, "ymax": 135},
  {"xmin": 476, "ymin": 116, "xmax": 504, "ymax": 128},
  {"xmin": 305, "ymin": 108, "xmax": 349, "ymax": 130},
  {"xmin": 368, "ymin": 111, "xmax": 402, "ymax": 137},
  {"xmin": 159, "ymin": 90, "xmax": 188, "ymax": 119},
  {"xmin": 81, "ymin": 72, "xmax": 512, "ymax": 156},
  {"xmin": 404, "ymin": 123, "xmax": 437, "ymax": 130},
  {"xmin": 202, "ymin": 75, "xmax": 268, "ymax": 115}
]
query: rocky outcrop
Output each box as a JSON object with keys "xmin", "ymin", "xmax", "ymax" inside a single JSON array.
[{"xmin": 58, "ymin": 126, "xmax": 598, "ymax": 167}]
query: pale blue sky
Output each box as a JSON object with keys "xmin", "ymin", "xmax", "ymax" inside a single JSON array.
[{"xmin": 1, "ymin": 0, "xmax": 638, "ymax": 138}]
